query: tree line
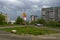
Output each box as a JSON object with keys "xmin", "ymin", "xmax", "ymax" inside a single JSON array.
[
  {"xmin": 0, "ymin": 12, "xmax": 60, "ymax": 27},
  {"xmin": 30, "ymin": 18, "xmax": 60, "ymax": 27}
]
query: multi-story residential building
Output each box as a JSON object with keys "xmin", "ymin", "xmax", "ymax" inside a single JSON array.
[
  {"xmin": 42, "ymin": 6, "xmax": 60, "ymax": 22},
  {"xmin": 0, "ymin": 13, "xmax": 10, "ymax": 23},
  {"xmin": 30, "ymin": 15, "xmax": 37, "ymax": 22},
  {"xmin": 4, "ymin": 14, "xmax": 10, "ymax": 23}
]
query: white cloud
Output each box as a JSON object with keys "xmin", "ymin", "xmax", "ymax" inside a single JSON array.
[
  {"xmin": 0, "ymin": 0, "xmax": 18, "ymax": 3},
  {"xmin": 32, "ymin": 5, "xmax": 39, "ymax": 8},
  {"xmin": 7, "ymin": 0, "xmax": 17, "ymax": 3},
  {"xmin": 28, "ymin": 0, "xmax": 41, "ymax": 3},
  {"xmin": 0, "ymin": 0, "xmax": 60, "ymax": 20},
  {"xmin": 8, "ymin": 0, "xmax": 23, "ymax": 5},
  {"xmin": 3, "ymin": 0, "xmax": 25, "ymax": 8},
  {"xmin": 42, "ymin": 0, "xmax": 50, "ymax": 4},
  {"xmin": 39, "ymin": 8, "xmax": 41, "ymax": 11},
  {"xmin": 1, "ymin": 0, "xmax": 24, "ymax": 6},
  {"xmin": 42, "ymin": 5, "xmax": 51, "ymax": 8}
]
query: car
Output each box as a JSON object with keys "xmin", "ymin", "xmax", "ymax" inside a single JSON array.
[{"xmin": 35, "ymin": 24, "xmax": 43, "ymax": 27}]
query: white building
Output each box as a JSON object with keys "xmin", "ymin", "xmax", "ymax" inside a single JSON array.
[
  {"xmin": 30, "ymin": 15, "xmax": 37, "ymax": 22},
  {"xmin": 0, "ymin": 13, "xmax": 10, "ymax": 23}
]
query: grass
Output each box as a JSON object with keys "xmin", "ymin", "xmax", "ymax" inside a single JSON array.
[
  {"xmin": 45, "ymin": 26, "xmax": 60, "ymax": 29},
  {"xmin": 0, "ymin": 26, "xmax": 58, "ymax": 35},
  {"xmin": 0, "ymin": 24, "xmax": 20, "ymax": 27}
]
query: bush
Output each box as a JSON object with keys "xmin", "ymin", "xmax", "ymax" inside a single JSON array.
[
  {"xmin": 56, "ymin": 22, "xmax": 60, "ymax": 27},
  {"xmin": 0, "ymin": 13, "xmax": 5, "ymax": 25},
  {"xmin": 30, "ymin": 21, "xmax": 37, "ymax": 25},
  {"xmin": 37, "ymin": 18, "xmax": 46, "ymax": 25},
  {"xmin": 45, "ymin": 21, "xmax": 60, "ymax": 27}
]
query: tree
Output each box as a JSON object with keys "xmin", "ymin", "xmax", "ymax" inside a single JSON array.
[
  {"xmin": 30, "ymin": 21, "xmax": 37, "ymax": 25},
  {"xmin": 15, "ymin": 16, "xmax": 24, "ymax": 24},
  {"xmin": 37, "ymin": 18, "xmax": 46, "ymax": 25},
  {"xmin": 0, "ymin": 13, "xmax": 5, "ymax": 25}
]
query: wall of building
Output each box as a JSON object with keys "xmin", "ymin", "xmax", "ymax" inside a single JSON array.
[
  {"xmin": 30, "ymin": 15, "xmax": 37, "ymax": 22},
  {"xmin": 42, "ymin": 6, "xmax": 60, "ymax": 22},
  {"xmin": 1, "ymin": 13, "xmax": 10, "ymax": 23}
]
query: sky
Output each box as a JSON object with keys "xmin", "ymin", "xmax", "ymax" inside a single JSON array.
[{"xmin": 0, "ymin": 0, "xmax": 60, "ymax": 21}]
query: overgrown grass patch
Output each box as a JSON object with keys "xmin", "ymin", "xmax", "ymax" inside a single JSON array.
[
  {"xmin": 45, "ymin": 26, "xmax": 60, "ymax": 29},
  {"xmin": 0, "ymin": 26, "xmax": 58, "ymax": 35}
]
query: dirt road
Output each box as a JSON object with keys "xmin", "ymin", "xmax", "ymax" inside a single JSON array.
[{"xmin": 0, "ymin": 30, "xmax": 60, "ymax": 40}]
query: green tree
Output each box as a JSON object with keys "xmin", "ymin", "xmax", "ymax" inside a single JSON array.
[
  {"xmin": 37, "ymin": 18, "xmax": 46, "ymax": 25},
  {"xmin": 30, "ymin": 21, "xmax": 37, "ymax": 25},
  {"xmin": 0, "ymin": 13, "xmax": 5, "ymax": 25},
  {"xmin": 15, "ymin": 16, "xmax": 24, "ymax": 24}
]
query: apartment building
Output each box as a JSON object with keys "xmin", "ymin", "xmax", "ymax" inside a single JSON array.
[
  {"xmin": 0, "ymin": 13, "xmax": 10, "ymax": 23},
  {"xmin": 42, "ymin": 6, "xmax": 60, "ymax": 22},
  {"xmin": 30, "ymin": 15, "xmax": 37, "ymax": 22}
]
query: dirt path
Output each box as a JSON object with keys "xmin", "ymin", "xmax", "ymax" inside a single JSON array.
[
  {"xmin": 0, "ymin": 26, "xmax": 60, "ymax": 40},
  {"xmin": 0, "ymin": 30, "xmax": 60, "ymax": 40}
]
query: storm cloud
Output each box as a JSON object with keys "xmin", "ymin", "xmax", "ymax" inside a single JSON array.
[{"xmin": 0, "ymin": 0, "xmax": 60, "ymax": 20}]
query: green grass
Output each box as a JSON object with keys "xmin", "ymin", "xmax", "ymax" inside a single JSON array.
[
  {"xmin": 0, "ymin": 26, "xmax": 58, "ymax": 35},
  {"xmin": 45, "ymin": 26, "xmax": 60, "ymax": 29}
]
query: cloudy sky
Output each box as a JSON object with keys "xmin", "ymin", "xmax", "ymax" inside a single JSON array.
[{"xmin": 0, "ymin": 0, "xmax": 60, "ymax": 21}]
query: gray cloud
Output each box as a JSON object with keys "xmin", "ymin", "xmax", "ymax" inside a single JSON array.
[{"xmin": 0, "ymin": 0, "xmax": 60, "ymax": 20}]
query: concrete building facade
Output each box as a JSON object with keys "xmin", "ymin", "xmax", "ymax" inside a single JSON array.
[
  {"xmin": 0, "ymin": 13, "xmax": 10, "ymax": 23},
  {"xmin": 42, "ymin": 6, "xmax": 60, "ymax": 22},
  {"xmin": 30, "ymin": 15, "xmax": 37, "ymax": 22}
]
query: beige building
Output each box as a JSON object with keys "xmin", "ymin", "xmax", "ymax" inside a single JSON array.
[
  {"xmin": 1, "ymin": 13, "xmax": 10, "ymax": 23},
  {"xmin": 42, "ymin": 6, "xmax": 60, "ymax": 22}
]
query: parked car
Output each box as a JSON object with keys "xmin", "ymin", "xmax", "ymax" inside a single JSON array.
[{"xmin": 35, "ymin": 24, "xmax": 43, "ymax": 27}]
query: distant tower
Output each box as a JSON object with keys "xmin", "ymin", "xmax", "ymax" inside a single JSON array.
[{"xmin": 30, "ymin": 15, "xmax": 37, "ymax": 22}]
